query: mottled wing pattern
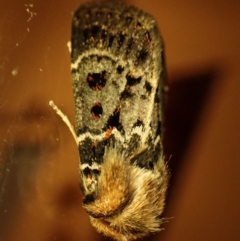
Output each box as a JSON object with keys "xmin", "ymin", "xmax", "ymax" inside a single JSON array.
[{"xmin": 71, "ymin": 1, "xmax": 166, "ymax": 168}]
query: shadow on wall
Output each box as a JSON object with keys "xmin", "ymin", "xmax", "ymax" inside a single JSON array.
[{"xmin": 165, "ymin": 64, "xmax": 222, "ymax": 180}]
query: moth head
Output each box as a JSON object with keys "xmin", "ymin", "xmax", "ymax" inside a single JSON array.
[
  {"xmin": 81, "ymin": 147, "xmax": 169, "ymax": 241},
  {"xmin": 81, "ymin": 147, "xmax": 132, "ymax": 218}
]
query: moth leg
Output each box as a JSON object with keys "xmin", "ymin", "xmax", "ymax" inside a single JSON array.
[{"xmin": 49, "ymin": 100, "xmax": 78, "ymax": 144}]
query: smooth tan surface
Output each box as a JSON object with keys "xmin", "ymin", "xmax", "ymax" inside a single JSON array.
[{"xmin": 0, "ymin": 0, "xmax": 240, "ymax": 241}]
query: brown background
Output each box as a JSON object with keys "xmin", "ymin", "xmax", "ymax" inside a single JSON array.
[{"xmin": 0, "ymin": 0, "xmax": 240, "ymax": 241}]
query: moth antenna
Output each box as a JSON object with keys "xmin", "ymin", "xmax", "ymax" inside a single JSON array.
[{"xmin": 49, "ymin": 100, "xmax": 78, "ymax": 144}]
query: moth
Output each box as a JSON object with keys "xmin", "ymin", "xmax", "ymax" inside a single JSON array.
[{"xmin": 50, "ymin": 1, "xmax": 169, "ymax": 240}]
